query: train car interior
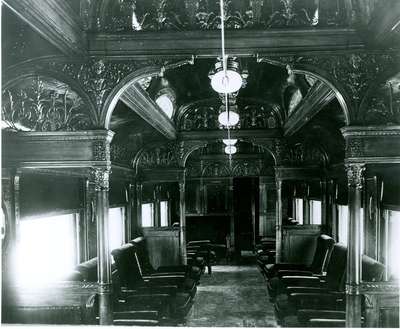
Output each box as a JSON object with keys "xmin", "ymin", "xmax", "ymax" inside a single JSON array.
[{"xmin": 1, "ymin": 0, "xmax": 400, "ymax": 327}]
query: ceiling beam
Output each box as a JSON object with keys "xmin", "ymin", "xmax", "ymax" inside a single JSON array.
[
  {"xmin": 120, "ymin": 84, "xmax": 177, "ymax": 140},
  {"xmin": 367, "ymin": 0, "xmax": 400, "ymax": 45},
  {"xmin": 179, "ymin": 129, "xmax": 281, "ymax": 141},
  {"xmin": 284, "ymin": 82, "xmax": 335, "ymax": 137},
  {"xmin": 88, "ymin": 29, "xmax": 364, "ymax": 58},
  {"xmin": 3, "ymin": 0, "xmax": 86, "ymax": 56}
]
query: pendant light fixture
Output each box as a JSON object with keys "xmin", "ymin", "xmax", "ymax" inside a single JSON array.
[
  {"xmin": 224, "ymin": 145, "xmax": 237, "ymax": 155},
  {"xmin": 211, "ymin": 57, "xmax": 243, "ymax": 94}
]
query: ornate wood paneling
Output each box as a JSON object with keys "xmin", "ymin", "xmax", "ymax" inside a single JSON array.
[
  {"xmin": 178, "ymin": 98, "xmax": 281, "ymax": 131},
  {"xmin": 89, "ymin": 0, "xmax": 351, "ymax": 33},
  {"xmin": 2, "ymin": 75, "xmax": 94, "ymax": 132}
]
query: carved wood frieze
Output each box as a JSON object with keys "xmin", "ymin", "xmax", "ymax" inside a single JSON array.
[
  {"xmin": 178, "ymin": 99, "xmax": 280, "ymax": 131},
  {"xmin": 260, "ymin": 53, "xmax": 400, "ymax": 122},
  {"xmin": 48, "ymin": 59, "xmax": 145, "ymax": 110},
  {"xmin": 2, "ymin": 76, "xmax": 93, "ymax": 132},
  {"xmin": 186, "ymin": 158, "xmax": 274, "ymax": 178},
  {"xmin": 91, "ymin": 0, "xmax": 347, "ymax": 33}
]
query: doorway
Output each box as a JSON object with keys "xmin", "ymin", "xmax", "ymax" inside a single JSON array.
[{"xmin": 233, "ymin": 177, "xmax": 259, "ymax": 257}]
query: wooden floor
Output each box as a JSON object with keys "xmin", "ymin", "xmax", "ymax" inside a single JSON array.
[{"xmin": 186, "ymin": 265, "xmax": 277, "ymax": 327}]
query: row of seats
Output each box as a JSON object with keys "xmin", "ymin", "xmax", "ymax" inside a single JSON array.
[
  {"xmin": 67, "ymin": 236, "xmax": 209, "ymax": 325},
  {"xmin": 257, "ymin": 234, "xmax": 386, "ymax": 327}
]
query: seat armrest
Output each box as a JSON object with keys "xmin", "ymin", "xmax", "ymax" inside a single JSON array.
[
  {"xmin": 143, "ymin": 274, "xmax": 185, "ymax": 279},
  {"xmin": 286, "ymin": 286, "xmax": 329, "ymax": 295},
  {"xmin": 281, "ymin": 275, "xmax": 321, "ymax": 287},
  {"xmin": 277, "ymin": 270, "xmax": 314, "ymax": 277},
  {"xmin": 288, "ymin": 292, "xmax": 344, "ymax": 309},
  {"xmin": 297, "ymin": 309, "xmax": 346, "ymax": 323}
]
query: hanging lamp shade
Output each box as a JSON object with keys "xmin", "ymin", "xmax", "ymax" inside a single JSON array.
[
  {"xmin": 210, "ymin": 58, "xmax": 243, "ymax": 94},
  {"xmin": 222, "ymin": 138, "xmax": 238, "ymax": 146},
  {"xmin": 224, "ymin": 145, "xmax": 237, "ymax": 155},
  {"xmin": 218, "ymin": 111, "xmax": 239, "ymax": 126}
]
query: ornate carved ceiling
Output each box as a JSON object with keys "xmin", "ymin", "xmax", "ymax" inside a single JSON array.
[{"xmin": 82, "ymin": 0, "xmax": 368, "ymax": 33}]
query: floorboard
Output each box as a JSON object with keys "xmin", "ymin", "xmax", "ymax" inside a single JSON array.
[{"xmin": 186, "ymin": 265, "xmax": 277, "ymax": 327}]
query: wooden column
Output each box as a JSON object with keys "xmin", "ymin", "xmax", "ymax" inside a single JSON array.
[
  {"xmin": 136, "ymin": 182, "xmax": 143, "ymax": 230},
  {"xmin": 154, "ymin": 185, "xmax": 161, "ymax": 227},
  {"xmin": 303, "ymin": 182, "xmax": 310, "ymax": 224},
  {"xmin": 320, "ymin": 179, "xmax": 328, "ymax": 227},
  {"xmin": 259, "ymin": 177, "xmax": 268, "ymax": 237},
  {"xmin": 179, "ymin": 181, "xmax": 187, "ymax": 265},
  {"xmin": 92, "ymin": 168, "xmax": 112, "ymax": 325},
  {"xmin": 125, "ymin": 183, "xmax": 134, "ymax": 241},
  {"xmin": 345, "ymin": 163, "xmax": 365, "ymax": 328},
  {"xmin": 275, "ymin": 178, "xmax": 283, "ymax": 263}
]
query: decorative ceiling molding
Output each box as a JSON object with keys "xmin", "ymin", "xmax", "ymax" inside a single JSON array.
[
  {"xmin": 284, "ymin": 81, "xmax": 335, "ymax": 136},
  {"xmin": 3, "ymin": 0, "xmax": 86, "ymax": 56},
  {"xmin": 88, "ymin": 29, "xmax": 364, "ymax": 58},
  {"xmin": 120, "ymin": 84, "xmax": 177, "ymax": 140},
  {"xmin": 89, "ymin": 0, "xmax": 353, "ymax": 33}
]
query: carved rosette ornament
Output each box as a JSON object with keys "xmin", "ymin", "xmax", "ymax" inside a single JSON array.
[
  {"xmin": 90, "ymin": 168, "xmax": 110, "ymax": 191},
  {"xmin": 93, "ymin": 141, "xmax": 109, "ymax": 161},
  {"xmin": 345, "ymin": 164, "xmax": 365, "ymax": 189},
  {"xmin": 345, "ymin": 139, "xmax": 364, "ymax": 158}
]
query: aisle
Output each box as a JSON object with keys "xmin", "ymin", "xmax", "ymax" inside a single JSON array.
[{"xmin": 186, "ymin": 265, "xmax": 277, "ymax": 327}]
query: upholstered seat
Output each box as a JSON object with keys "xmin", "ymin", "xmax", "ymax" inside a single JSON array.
[
  {"xmin": 131, "ymin": 236, "xmax": 202, "ymax": 282},
  {"xmin": 111, "ymin": 243, "xmax": 194, "ymax": 320},
  {"xmin": 264, "ymin": 234, "xmax": 335, "ymax": 281}
]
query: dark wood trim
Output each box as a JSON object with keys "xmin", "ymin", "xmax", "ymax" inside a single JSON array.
[
  {"xmin": 3, "ymin": 0, "xmax": 86, "ymax": 56},
  {"xmin": 121, "ymin": 84, "xmax": 176, "ymax": 140},
  {"xmin": 3, "ymin": 130, "xmax": 114, "ymax": 169},
  {"xmin": 88, "ymin": 29, "xmax": 365, "ymax": 58},
  {"xmin": 284, "ymin": 81, "xmax": 335, "ymax": 136},
  {"xmin": 179, "ymin": 129, "xmax": 281, "ymax": 141}
]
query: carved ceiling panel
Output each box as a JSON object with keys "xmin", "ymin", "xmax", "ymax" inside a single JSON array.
[
  {"xmin": 2, "ymin": 75, "xmax": 93, "ymax": 132},
  {"xmin": 87, "ymin": 0, "xmax": 349, "ymax": 33}
]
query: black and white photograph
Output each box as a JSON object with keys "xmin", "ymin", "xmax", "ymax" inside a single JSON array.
[{"xmin": 1, "ymin": 0, "xmax": 399, "ymax": 327}]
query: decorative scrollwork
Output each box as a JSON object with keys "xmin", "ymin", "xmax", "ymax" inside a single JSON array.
[
  {"xmin": 138, "ymin": 143, "xmax": 179, "ymax": 169},
  {"xmin": 179, "ymin": 100, "xmax": 280, "ymax": 131},
  {"xmin": 94, "ymin": 0, "xmax": 344, "ymax": 32},
  {"xmin": 284, "ymin": 142, "xmax": 328, "ymax": 167},
  {"xmin": 2, "ymin": 76, "xmax": 93, "ymax": 132}
]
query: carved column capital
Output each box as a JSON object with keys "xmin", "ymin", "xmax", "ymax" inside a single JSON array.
[
  {"xmin": 345, "ymin": 163, "xmax": 365, "ymax": 189},
  {"xmin": 179, "ymin": 181, "xmax": 185, "ymax": 193},
  {"xmin": 90, "ymin": 168, "xmax": 110, "ymax": 191}
]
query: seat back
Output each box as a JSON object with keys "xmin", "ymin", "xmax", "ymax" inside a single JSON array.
[
  {"xmin": 325, "ymin": 243, "xmax": 348, "ymax": 291},
  {"xmin": 111, "ymin": 243, "xmax": 143, "ymax": 289},
  {"xmin": 309, "ymin": 234, "xmax": 335, "ymax": 274},
  {"xmin": 130, "ymin": 236, "xmax": 155, "ymax": 273},
  {"xmin": 361, "ymin": 255, "xmax": 385, "ymax": 281}
]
